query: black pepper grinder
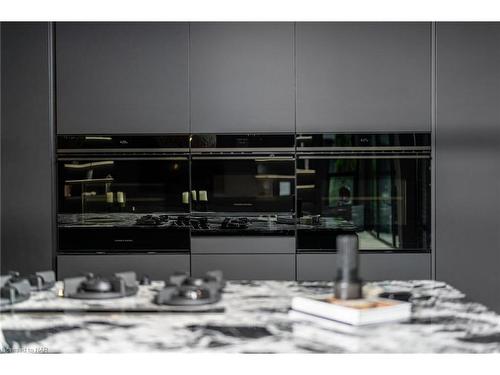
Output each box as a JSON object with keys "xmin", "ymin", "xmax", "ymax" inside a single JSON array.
[{"xmin": 334, "ymin": 233, "xmax": 363, "ymax": 300}]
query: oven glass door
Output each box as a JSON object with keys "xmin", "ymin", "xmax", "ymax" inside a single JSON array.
[
  {"xmin": 296, "ymin": 156, "xmax": 431, "ymax": 251},
  {"xmin": 191, "ymin": 156, "xmax": 295, "ymax": 213},
  {"xmin": 58, "ymin": 157, "xmax": 189, "ymax": 214}
]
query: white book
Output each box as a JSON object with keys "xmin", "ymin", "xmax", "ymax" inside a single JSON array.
[
  {"xmin": 289, "ymin": 311, "xmax": 365, "ymax": 352},
  {"xmin": 291, "ymin": 296, "xmax": 411, "ymax": 326},
  {"xmin": 289, "ymin": 310, "xmax": 365, "ymax": 333}
]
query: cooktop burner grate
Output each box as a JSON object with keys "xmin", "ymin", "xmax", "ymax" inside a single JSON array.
[
  {"xmin": 0, "ymin": 270, "xmax": 56, "ymax": 307},
  {"xmin": 155, "ymin": 270, "xmax": 225, "ymax": 307},
  {"xmin": 0, "ymin": 274, "xmax": 31, "ymax": 306},
  {"xmin": 63, "ymin": 271, "xmax": 139, "ymax": 300}
]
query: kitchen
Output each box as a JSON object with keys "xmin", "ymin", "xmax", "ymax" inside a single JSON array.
[{"xmin": 1, "ymin": 16, "xmax": 500, "ymax": 360}]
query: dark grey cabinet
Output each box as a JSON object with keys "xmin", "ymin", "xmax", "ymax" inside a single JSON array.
[
  {"xmin": 1, "ymin": 22, "xmax": 55, "ymax": 274},
  {"xmin": 191, "ymin": 236, "xmax": 295, "ymax": 254},
  {"xmin": 297, "ymin": 254, "xmax": 337, "ymax": 281},
  {"xmin": 297, "ymin": 253, "xmax": 431, "ymax": 281},
  {"xmin": 57, "ymin": 254, "xmax": 190, "ymax": 280},
  {"xmin": 192, "ymin": 254, "xmax": 295, "ymax": 280},
  {"xmin": 361, "ymin": 254, "xmax": 431, "ymax": 281},
  {"xmin": 435, "ymin": 23, "xmax": 500, "ymax": 313},
  {"xmin": 56, "ymin": 22, "xmax": 189, "ymax": 134},
  {"xmin": 296, "ymin": 22, "xmax": 432, "ymax": 132},
  {"xmin": 190, "ymin": 23, "xmax": 295, "ymax": 133}
]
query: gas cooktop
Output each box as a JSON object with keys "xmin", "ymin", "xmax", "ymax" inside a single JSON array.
[{"xmin": 1, "ymin": 270, "xmax": 226, "ymax": 313}]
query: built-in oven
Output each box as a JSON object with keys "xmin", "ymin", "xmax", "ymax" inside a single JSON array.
[
  {"xmin": 190, "ymin": 134, "xmax": 296, "ymax": 214},
  {"xmin": 56, "ymin": 135, "xmax": 191, "ymax": 253},
  {"xmin": 296, "ymin": 133, "xmax": 431, "ymax": 253},
  {"xmin": 189, "ymin": 134, "xmax": 296, "ymax": 254}
]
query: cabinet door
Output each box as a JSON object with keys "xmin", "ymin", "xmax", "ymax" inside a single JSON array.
[
  {"xmin": 436, "ymin": 23, "xmax": 500, "ymax": 313},
  {"xmin": 296, "ymin": 22, "xmax": 431, "ymax": 132},
  {"xmin": 296, "ymin": 254, "xmax": 337, "ymax": 281},
  {"xmin": 190, "ymin": 22, "xmax": 295, "ymax": 133},
  {"xmin": 1, "ymin": 23, "xmax": 54, "ymax": 274},
  {"xmin": 192, "ymin": 254, "xmax": 295, "ymax": 280},
  {"xmin": 56, "ymin": 22, "xmax": 189, "ymax": 134},
  {"xmin": 360, "ymin": 254, "xmax": 431, "ymax": 281},
  {"xmin": 297, "ymin": 254, "xmax": 431, "ymax": 281},
  {"xmin": 191, "ymin": 236, "xmax": 295, "ymax": 254},
  {"xmin": 57, "ymin": 254, "xmax": 190, "ymax": 280}
]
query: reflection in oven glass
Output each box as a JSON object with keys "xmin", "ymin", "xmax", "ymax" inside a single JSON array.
[
  {"xmin": 58, "ymin": 159, "xmax": 190, "ymax": 214},
  {"xmin": 297, "ymin": 157, "xmax": 430, "ymax": 251},
  {"xmin": 191, "ymin": 157, "xmax": 295, "ymax": 213}
]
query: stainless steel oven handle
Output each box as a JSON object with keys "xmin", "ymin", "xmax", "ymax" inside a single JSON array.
[
  {"xmin": 296, "ymin": 146, "xmax": 431, "ymax": 152},
  {"xmin": 191, "ymin": 156, "xmax": 295, "ymax": 161},
  {"xmin": 58, "ymin": 157, "xmax": 189, "ymax": 161},
  {"xmin": 57, "ymin": 148, "xmax": 190, "ymax": 153},
  {"xmin": 297, "ymin": 155, "xmax": 431, "ymax": 159},
  {"xmin": 191, "ymin": 147, "xmax": 295, "ymax": 153}
]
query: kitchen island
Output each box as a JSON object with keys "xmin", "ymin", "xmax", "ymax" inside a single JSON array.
[{"xmin": 1, "ymin": 280, "xmax": 500, "ymax": 353}]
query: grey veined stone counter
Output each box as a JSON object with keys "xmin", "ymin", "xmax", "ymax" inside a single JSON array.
[{"xmin": 1, "ymin": 280, "xmax": 500, "ymax": 353}]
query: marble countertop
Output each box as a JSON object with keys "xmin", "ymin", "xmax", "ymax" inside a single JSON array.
[{"xmin": 1, "ymin": 280, "xmax": 500, "ymax": 353}]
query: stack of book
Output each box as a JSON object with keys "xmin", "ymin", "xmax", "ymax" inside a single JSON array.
[{"xmin": 290, "ymin": 295, "xmax": 411, "ymax": 326}]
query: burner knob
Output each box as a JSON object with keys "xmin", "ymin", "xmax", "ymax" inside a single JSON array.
[{"xmin": 140, "ymin": 275, "xmax": 151, "ymax": 286}]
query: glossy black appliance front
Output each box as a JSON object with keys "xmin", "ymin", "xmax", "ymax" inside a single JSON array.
[
  {"xmin": 58, "ymin": 224, "xmax": 190, "ymax": 253},
  {"xmin": 190, "ymin": 134, "xmax": 296, "ymax": 214},
  {"xmin": 57, "ymin": 135, "xmax": 190, "ymax": 214},
  {"xmin": 188, "ymin": 214, "xmax": 296, "ymax": 236},
  {"xmin": 56, "ymin": 135, "xmax": 191, "ymax": 253},
  {"xmin": 296, "ymin": 133, "xmax": 431, "ymax": 252}
]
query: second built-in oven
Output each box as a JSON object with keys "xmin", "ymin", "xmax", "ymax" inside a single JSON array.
[
  {"xmin": 189, "ymin": 134, "xmax": 296, "ymax": 254},
  {"xmin": 296, "ymin": 133, "xmax": 431, "ymax": 253}
]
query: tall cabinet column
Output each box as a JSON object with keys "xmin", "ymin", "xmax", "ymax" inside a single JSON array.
[
  {"xmin": 1, "ymin": 22, "xmax": 55, "ymax": 274},
  {"xmin": 435, "ymin": 22, "xmax": 500, "ymax": 312}
]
